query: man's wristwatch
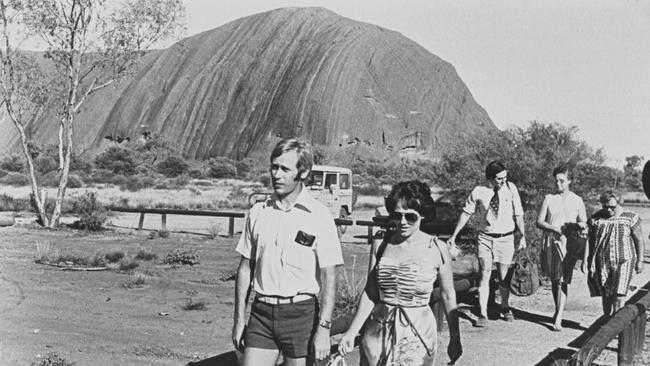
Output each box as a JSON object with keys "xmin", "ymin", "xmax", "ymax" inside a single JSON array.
[{"xmin": 318, "ymin": 320, "xmax": 331, "ymax": 329}]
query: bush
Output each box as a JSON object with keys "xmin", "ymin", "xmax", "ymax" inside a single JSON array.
[
  {"xmin": 123, "ymin": 272, "xmax": 147, "ymax": 289},
  {"xmin": 135, "ymin": 249, "xmax": 157, "ymax": 261},
  {"xmin": 0, "ymin": 154, "xmax": 23, "ymax": 172},
  {"xmin": 181, "ymin": 298, "xmax": 207, "ymax": 311},
  {"xmin": 162, "ymin": 249, "xmax": 199, "ymax": 265},
  {"xmin": 95, "ymin": 146, "xmax": 137, "ymax": 176},
  {"xmin": 1, "ymin": 172, "xmax": 30, "ymax": 186},
  {"xmin": 105, "ymin": 251, "xmax": 125, "ymax": 263},
  {"xmin": 41, "ymin": 172, "xmax": 83, "ymax": 188},
  {"xmin": 71, "ymin": 191, "xmax": 108, "ymax": 231},
  {"xmin": 121, "ymin": 175, "xmax": 156, "ymax": 192},
  {"xmin": 187, "ymin": 168, "xmax": 203, "ymax": 179},
  {"xmin": 156, "ymin": 155, "xmax": 189, "ymax": 177},
  {"xmin": 31, "ymin": 352, "xmax": 74, "ymax": 366},
  {"xmin": 206, "ymin": 157, "xmax": 237, "ymax": 179},
  {"xmin": 235, "ymin": 158, "xmax": 255, "ymax": 177},
  {"xmin": 34, "ymin": 156, "xmax": 58, "ymax": 174},
  {"xmin": 118, "ymin": 258, "xmax": 140, "ymax": 271}
]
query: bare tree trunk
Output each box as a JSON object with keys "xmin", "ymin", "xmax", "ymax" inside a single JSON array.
[
  {"xmin": 50, "ymin": 115, "xmax": 72, "ymax": 227},
  {"xmin": 11, "ymin": 112, "xmax": 49, "ymax": 226}
]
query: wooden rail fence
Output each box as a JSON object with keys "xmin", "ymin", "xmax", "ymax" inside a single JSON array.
[
  {"xmin": 565, "ymin": 279, "xmax": 650, "ymax": 366},
  {"xmin": 108, "ymin": 206, "xmax": 245, "ymax": 237}
]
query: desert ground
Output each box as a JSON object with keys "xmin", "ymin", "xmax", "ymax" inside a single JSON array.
[{"xmin": 1, "ymin": 201, "xmax": 650, "ymax": 365}]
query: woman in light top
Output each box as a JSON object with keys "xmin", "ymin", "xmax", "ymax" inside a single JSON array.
[
  {"xmin": 536, "ymin": 165, "xmax": 587, "ymax": 331},
  {"xmin": 338, "ymin": 181, "xmax": 462, "ymax": 365}
]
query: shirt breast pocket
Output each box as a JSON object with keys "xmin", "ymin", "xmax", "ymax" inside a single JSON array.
[{"xmin": 283, "ymin": 241, "xmax": 316, "ymax": 270}]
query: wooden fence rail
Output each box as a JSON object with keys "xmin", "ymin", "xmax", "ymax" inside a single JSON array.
[
  {"xmin": 567, "ymin": 280, "xmax": 650, "ymax": 366},
  {"xmin": 107, "ymin": 206, "xmax": 245, "ymax": 237}
]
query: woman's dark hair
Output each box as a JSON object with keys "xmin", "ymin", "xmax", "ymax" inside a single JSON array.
[
  {"xmin": 552, "ymin": 164, "xmax": 571, "ymax": 179},
  {"xmin": 384, "ymin": 180, "xmax": 436, "ymax": 219},
  {"xmin": 485, "ymin": 160, "xmax": 507, "ymax": 180}
]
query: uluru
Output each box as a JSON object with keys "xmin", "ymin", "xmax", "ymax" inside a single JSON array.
[{"xmin": 0, "ymin": 7, "xmax": 496, "ymax": 160}]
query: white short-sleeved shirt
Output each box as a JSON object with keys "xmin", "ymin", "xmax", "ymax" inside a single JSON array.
[
  {"xmin": 236, "ymin": 187, "xmax": 344, "ymax": 297},
  {"xmin": 463, "ymin": 182, "xmax": 524, "ymax": 234}
]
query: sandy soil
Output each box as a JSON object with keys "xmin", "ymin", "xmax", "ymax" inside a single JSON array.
[{"xmin": 1, "ymin": 206, "xmax": 650, "ymax": 366}]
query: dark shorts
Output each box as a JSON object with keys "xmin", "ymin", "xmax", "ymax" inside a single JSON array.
[{"xmin": 244, "ymin": 297, "xmax": 318, "ymax": 358}]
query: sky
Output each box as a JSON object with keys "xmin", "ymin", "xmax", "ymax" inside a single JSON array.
[{"xmin": 179, "ymin": 0, "xmax": 650, "ymax": 167}]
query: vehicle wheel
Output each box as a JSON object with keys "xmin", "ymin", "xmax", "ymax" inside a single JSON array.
[{"xmin": 337, "ymin": 207, "xmax": 349, "ymax": 235}]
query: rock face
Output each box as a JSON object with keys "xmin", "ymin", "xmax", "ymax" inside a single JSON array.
[{"xmin": 0, "ymin": 7, "xmax": 495, "ymax": 160}]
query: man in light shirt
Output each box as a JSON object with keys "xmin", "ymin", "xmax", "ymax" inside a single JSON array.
[
  {"xmin": 231, "ymin": 138, "xmax": 343, "ymax": 366},
  {"xmin": 447, "ymin": 160, "xmax": 526, "ymax": 328}
]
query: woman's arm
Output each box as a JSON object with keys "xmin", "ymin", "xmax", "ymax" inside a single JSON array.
[
  {"xmin": 437, "ymin": 241, "xmax": 462, "ymax": 362},
  {"xmin": 536, "ymin": 196, "xmax": 561, "ymax": 234}
]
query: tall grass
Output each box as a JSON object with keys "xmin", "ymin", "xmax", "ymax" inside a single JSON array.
[{"xmin": 334, "ymin": 255, "xmax": 364, "ymax": 319}]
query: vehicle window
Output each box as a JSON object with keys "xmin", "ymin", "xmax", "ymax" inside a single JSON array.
[
  {"xmin": 308, "ymin": 171, "xmax": 324, "ymax": 187},
  {"xmin": 325, "ymin": 173, "xmax": 337, "ymax": 188},
  {"xmin": 339, "ymin": 174, "xmax": 350, "ymax": 189}
]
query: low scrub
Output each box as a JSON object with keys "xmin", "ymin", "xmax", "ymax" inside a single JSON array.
[
  {"xmin": 105, "ymin": 251, "xmax": 125, "ymax": 263},
  {"xmin": 181, "ymin": 298, "xmax": 207, "ymax": 311},
  {"xmin": 135, "ymin": 249, "xmax": 157, "ymax": 261},
  {"xmin": 1, "ymin": 172, "xmax": 30, "ymax": 186},
  {"xmin": 0, "ymin": 193, "xmax": 30, "ymax": 211},
  {"xmin": 71, "ymin": 192, "xmax": 108, "ymax": 231},
  {"xmin": 162, "ymin": 249, "xmax": 199, "ymax": 266},
  {"xmin": 31, "ymin": 352, "xmax": 74, "ymax": 366},
  {"xmin": 118, "ymin": 258, "xmax": 140, "ymax": 271},
  {"xmin": 123, "ymin": 272, "xmax": 147, "ymax": 289}
]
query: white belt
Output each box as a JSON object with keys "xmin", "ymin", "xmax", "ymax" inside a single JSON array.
[{"xmin": 255, "ymin": 293, "xmax": 314, "ymax": 305}]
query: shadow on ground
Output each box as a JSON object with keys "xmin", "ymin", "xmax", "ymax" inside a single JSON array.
[{"xmin": 185, "ymin": 351, "xmax": 238, "ymax": 366}]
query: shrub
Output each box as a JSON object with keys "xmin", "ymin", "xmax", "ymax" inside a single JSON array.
[
  {"xmin": 0, "ymin": 169, "xmax": 7, "ymax": 179},
  {"xmin": 118, "ymin": 258, "xmax": 140, "ymax": 271},
  {"xmin": 121, "ymin": 175, "xmax": 155, "ymax": 192},
  {"xmin": 1, "ymin": 172, "xmax": 30, "ymax": 186},
  {"xmin": 105, "ymin": 251, "xmax": 125, "ymax": 263},
  {"xmin": 219, "ymin": 267, "xmax": 237, "ymax": 281},
  {"xmin": 235, "ymin": 158, "xmax": 255, "ymax": 178},
  {"xmin": 258, "ymin": 174, "xmax": 270, "ymax": 187},
  {"xmin": 66, "ymin": 175, "xmax": 83, "ymax": 188},
  {"xmin": 41, "ymin": 172, "xmax": 84, "ymax": 188},
  {"xmin": 123, "ymin": 272, "xmax": 147, "ymax": 289},
  {"xmin": 334, "ymin": 256, "xmax": 364, "ymax": 319},
  {"xmin": 181, "ymin": 298, "xmax": 207, "ymax": 311},
  {"xmin": 156, "ymin": 155, "xmax": 189, "ymax": 177},
  {"xmin": 162, "ymin": 249, "xmax": 199, "ymax": 265},
  {"xmin": 94, "ymin": 146, "xmax": 137, "ymax": 176},
  {"xmin": 135, "ymin": 249, "xmax": 156, "ymax": 261},
  {"xmin": 187, "ymin": 168, "xmax": 203, "ymax": 179},
  {"xmin": 34, "ymin": 156, "xmax": 58, "ymax": 174},
  {"xmin": 0, "ymin": 154, "xmax": 23, "ymax": 172},
  {"xmin": 157, "ymin": 229, "xmax": 170, "ymax": 238},
  {"xmin": 206, "ymin": 157, "xmax": 237, "ymax": 179},
  {"xmin": 0, "ymin": 193, "xmax": 30, "ymax": 211},
  {"xmin": 31, "ymin": 352, "xmax": 74, "ymax": 366},
  {"xmin": 71, "ymin": 191, "xmax": 108, "ymax": 231}
]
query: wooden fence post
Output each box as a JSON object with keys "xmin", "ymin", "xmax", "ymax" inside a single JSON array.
[
  {"xmin": 137, "ymin": 213, "xmax": 145, "ymax": 230},
  {"xmin": 229, "ymin": 217, "xmax": 235, "ymax": 237},
  {"xmin": 636, "ymin": 309, "xmax": 646, "ymax": 355},
  {"xmin": 161, "ymin": 213, "xmax": 167, "ymax": 231},
  {"xmin": 367, "ymin": 226, "xmax": 373, "ymax": 244},
  {"xmin": 618, "ymin": 323, "xmax": 636, "ymax": 366}
]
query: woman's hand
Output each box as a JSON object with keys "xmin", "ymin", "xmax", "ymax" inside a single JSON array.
[
  {"xmin": 337, "ymin": 332, "xmax": 355, "ymax": 356},
  {"xmin": 447, "ymin": 335, "xmax": 462, "ymax": 364}
]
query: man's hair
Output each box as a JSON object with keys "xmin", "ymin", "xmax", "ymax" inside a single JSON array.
[
  {"xmin": 552, "ymin": 164, "xmax": 571, "ymax": 179},
  {"xmin": 270, "ymin": 138, "xmax": 313, "ymax": 178},
  {"xmin": 384, "ymin": 180, "xmax": 436, "ymax": 219},
  {"xmin": 599, "ymin": 190, "xmax": 619, "ymax": 204},
  {"xmin": 485, "ymin": 160, "xmax": 507, "ymax": 180}
]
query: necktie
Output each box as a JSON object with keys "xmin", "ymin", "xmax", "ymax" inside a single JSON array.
[{"xmin": 487, "ymin": 187, "xmax": 499, "ymax": 224}]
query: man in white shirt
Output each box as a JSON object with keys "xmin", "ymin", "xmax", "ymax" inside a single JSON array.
[
  {"xmin": 447, "ymin": 160, "xmax": 526, "ymax": 328},
  {"xmin": 231, "ymin": 138, "xmax": 344, "ymax": 366}
]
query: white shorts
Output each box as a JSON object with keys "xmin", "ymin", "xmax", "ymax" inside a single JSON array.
[{"xmin": 477, "ymin": 233, "xmax": 515, "ymax": 265}]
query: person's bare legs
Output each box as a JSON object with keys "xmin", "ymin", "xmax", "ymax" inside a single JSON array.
[
  {"xmin": 551, "ymin": 281, "xmax": 568, "ymax": 330},
  {"xmin": 601, "ymin": 295, "xmax": 615, "ymax": 317},
  {"xmin": 497, "ymin": 262, "xmax": 511, "ymax": 310},
  {"xmin": 242, "ymin": 347, "xmax": 281, "ymax": 366},
  {"xmin": 478, "ymin": 256, "xmax": 493, "ymax": 321},
  {"xmin": 613, "ymin": 295, "xmax": 626, "ymax": 313}
]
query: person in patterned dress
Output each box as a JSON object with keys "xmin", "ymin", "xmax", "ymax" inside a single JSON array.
[
  {"xmin": 338, "ymin": 181, "xmax": 462, "ymax": 365},
  {"xmin": 587, "ymin": 191, "xmax": 645, "ymax": 316},
  {"xmin": 536, "ymin": 165, "xmax": 587, "ymax": 331}
]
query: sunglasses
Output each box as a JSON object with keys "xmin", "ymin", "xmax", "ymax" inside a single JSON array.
[
  {"xmin": 603, "ymin": 205, "xmax": 617, "ymax": 210},
  {"xmin": 388, "ymin": 211, "xmax": 420, "ymax": 224}
]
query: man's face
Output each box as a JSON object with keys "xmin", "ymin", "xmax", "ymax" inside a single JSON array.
[
  {"xmin": 491, "ymin": 170, "xmax": 507, "ymax": 189},
  {"xmin": 270, "ymin": 150, "xmax": 307, "ymax": 198}
]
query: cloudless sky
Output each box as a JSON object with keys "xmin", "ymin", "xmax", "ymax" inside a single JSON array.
[{"xmin": 180, "ymin": 0, "xmax": 650, "ymax": 167}]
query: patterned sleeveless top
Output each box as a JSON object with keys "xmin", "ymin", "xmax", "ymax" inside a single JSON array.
[{"xmin": 376, "ymin": 240, "xmax": 439, "ymax": 307}]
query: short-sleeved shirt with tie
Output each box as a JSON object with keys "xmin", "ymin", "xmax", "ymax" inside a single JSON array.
[
  {"xmin": 236, "ymin": 187, "xmax": 344, "ymax": 297},
  {"xmin": 463, "ymin": 182, "xmax": 524, "ymax": 234}
]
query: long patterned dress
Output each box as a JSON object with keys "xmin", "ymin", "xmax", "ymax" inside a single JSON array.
[
  {"xmin": 539, "ymin": 192, "xmax": 586, "ymax": 283},
  {"xmin": 587, "ymin": 209, "xmax": 641, "ymax": 297},
  {"xmin": 360, "ymin": 238, "xmax": 441, "ymax": 366}
]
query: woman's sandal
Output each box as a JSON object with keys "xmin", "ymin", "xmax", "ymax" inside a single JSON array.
[{"xmin": 551, "ymin": 324, "xmax": 563, "ymax": 332}]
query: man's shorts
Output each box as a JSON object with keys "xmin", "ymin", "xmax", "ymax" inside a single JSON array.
[
  {"xmin": 477, "ymin": 232, "xmax": 515, "ymax": 265},
  {"xmin": 244, "ymin": 296, "xmax": 318, "ymax": 358}
]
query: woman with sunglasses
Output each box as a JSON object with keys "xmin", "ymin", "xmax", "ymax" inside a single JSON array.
[
  {"xmin": 536, "ymin": 165, "xmax": 587, "ymax": 331},
  {"xmin": 338, "ymin": 181, "xmax": 462, "ymax": 365},
  {"xmin": 587, "ymin": 191, "xmax": 645, "ymax": 316}
]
